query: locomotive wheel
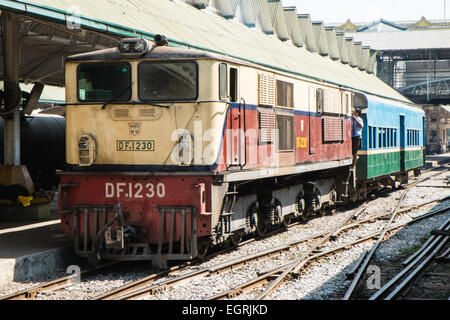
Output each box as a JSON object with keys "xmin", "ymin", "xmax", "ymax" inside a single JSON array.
[
  {"xmin": 196, "ymin": 238, "xmax": 210, "ymax": 260},
  {"xmin": 246, "ymin": 202, "xmax": 266, "ymax": 237},
  {"xmin": 255, "ymin": 214, "xmax": 267, "ymax": 237},
  {"xmin": 229, "ymin": 232, "xmax": 242, "ymax": 247},
  {"xmin": 295, "ymin": 194, "xmax": 307, "ymax": 223},
  {"xmin": 298, "ymin": 211, "xmax": 308, "ymax": 222},
  {"xmin": 282, "ymin": 214, "xmax": 292, "ymax": 228}
]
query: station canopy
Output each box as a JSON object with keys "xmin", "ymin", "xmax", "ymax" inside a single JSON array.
[{"xmin": 0, "ymin": 0, "xmax": 411, "ymax": 104}]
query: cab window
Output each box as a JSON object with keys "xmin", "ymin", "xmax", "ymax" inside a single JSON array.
[
  {"xmin": 77, "ymin": 63, "xmax": 131, "ymax": 102},
  {"xmin": 139, "ymin": 61, "xmax": 197, "ymax": 101}
]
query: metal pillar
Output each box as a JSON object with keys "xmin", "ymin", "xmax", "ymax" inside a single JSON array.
[
  {"xmin": 0, "ymin": 12, "xmax": 34, "ymax": 196},
  {"xmin": 2, "ymin": 12, "xmax": 21, "ymax": 166}
]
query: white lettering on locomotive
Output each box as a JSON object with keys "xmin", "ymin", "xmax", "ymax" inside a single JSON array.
[{"xmin": 105, "ymin": 182, "xmax": 166, "ymax": 199}]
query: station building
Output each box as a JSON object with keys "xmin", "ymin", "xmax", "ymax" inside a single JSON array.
[
  {"xmin": 0, "ymin": 0, "xmax": 447, "ymax": 285},
  {"xmin": 337, "ymin": 17, "xmax": 450, "ymax": 153}
]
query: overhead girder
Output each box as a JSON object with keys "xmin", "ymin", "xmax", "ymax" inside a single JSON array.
[
  {"xmin": 0, "ymin": 13, "xmax": 120, "ymax": 87},
  {"xmin": 0, "ymin": 10, "xmax": 121, "ymax": 190}
]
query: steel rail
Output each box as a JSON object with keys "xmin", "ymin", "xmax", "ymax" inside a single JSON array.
[
  {"xmin": 207, "ymin": 205, "xmax": 450, "ymax": 300},
  {"xmin": 255, "ymin": 205, "xmax": 367, "ymax": 300},
  {"xmin": 113, "ymin": 199, "xmax": 450, "ymax": 301},
  {"xmin": 95, "ymin": 222, "xmax": 301, "ymax": 300},
  {"xmin": 369, "ymin": 218, "xmax": 450, "ymax": 300},
  {"xmin": 102, "ymin": 166, "xmax": 449, "ymax": 299},
  {"xmin": 0, "ymin": 261, "xmax": 121, "ymax": 300},
  {"xmin": 101, "ymin": 231, "xmax": 332, "ymax": 300},
  {"xmin": 342, "ymin": 169, "xmax": 445, "ymax": 300},
  {"xmin": 208, "ymin": 223, "xmax": 408, "ymax": 300},
  {"xmin": 103, "ymin": 209, "xmax": 375, "ymax": 300},
  {"xmin": 0, "ymin": 274, "xmax": 78, "ymax": 300}
]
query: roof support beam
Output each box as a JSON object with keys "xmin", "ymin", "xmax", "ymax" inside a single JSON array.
[
  {"xmin": 298, "ymin": 14, "xmax": 318, "ymax": 53},
  {"xmin": 336, "ymin": 31, "xmax": 349, "ymax": 64},
  {"xmin": 312, "ymin": 21, "xmax": 329, "ymax": 56},
  {"xmin": 1, "ymin": 12, "xmax": 21, "ymax": 166},
  {"xmin": 239, "ymin": 0, "xmax": 263, "ymax": 28},
  {"xmin": 353, "ymin": 41, "xmax": 362, "ymax": 68},
  {"xmin": 188, "ymin": 0, "xmax": 209, "ymax": 9},
  {"xmin": 283, "ymin": 7, "xmax": 303, "ymax": 47},
  {"xmin": 259, "ymin": 0, "xmax": 275, "ymax": 35},
  {"xmin": 267, "ymin": 0, "xmax": 289, "ymax": 41},
  {"xmin": 359, "ymin": 46, "xmax": 370, "ymax": 71},
  {"xmin": 367, "ymin": 49, "xmax": 377, "ymax": 74},
  {"xmin": 346, "ymin": 37, "xmax": 358, "ymax": 68},
  {"xmin": 325, "ymin": 27, "xmax": 340, "ymax": 60},
  {"xmin": 215, "ymin": 0, "xmax": 240, "ymax": 19}
]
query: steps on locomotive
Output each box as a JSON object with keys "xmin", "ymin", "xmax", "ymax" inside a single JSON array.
[{"xmin": 0, "ymin": 209, "xmax": 77, "ymax": 286}]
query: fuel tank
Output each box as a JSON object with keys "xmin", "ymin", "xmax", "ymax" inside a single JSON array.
[{"xmin": 0, "ymin": 115, "xmax": 66, "ymax": 189}]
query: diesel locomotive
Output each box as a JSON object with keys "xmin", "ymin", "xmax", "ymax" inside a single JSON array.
[{"xmin": 58, "ymin": 36, "xmax": 425, "ymax": 268}]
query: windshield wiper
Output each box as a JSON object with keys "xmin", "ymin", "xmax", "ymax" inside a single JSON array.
[{"xmin": 101, "ymin": 82, "xmax": 133, "ymax": 110}]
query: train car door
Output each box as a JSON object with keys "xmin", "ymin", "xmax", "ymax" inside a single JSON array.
[
  {"xmin": 308, "ymin": 87, "xmax": 317, "ymax": 155},
  {"xmin": 400, "ymin": 115, "xmax": 406, "ymax": 171},
  {"xmin": 226, "ymin": 66, "xmax": 246, "ymax": 169},
  {"xmin": 422, "ymin": 116, "xmax": 426, "ymax": 164}
]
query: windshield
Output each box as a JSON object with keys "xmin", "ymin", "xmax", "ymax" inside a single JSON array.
[
  {"xmin": 138, "ymin": 62, "xmax": 197, "ymax": 101},
  {"xmin": 77, "ymin": 63, "xmax": 131, "ymax": 102}
]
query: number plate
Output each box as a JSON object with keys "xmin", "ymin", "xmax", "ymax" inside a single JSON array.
[{"xmin": 116, "ymin": 140, "xmax": 155, "ymax": 151}]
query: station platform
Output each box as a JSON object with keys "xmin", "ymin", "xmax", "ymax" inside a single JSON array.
[
  {"xmin": 0, "ymin": 196, "xmax": 78, "ymax": 287},
  {"xmin": 424, "ymin": 151, "xmax": 450, "ymax": 169}
]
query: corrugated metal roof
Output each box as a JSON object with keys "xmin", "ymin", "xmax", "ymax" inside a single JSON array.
[
  {"xmin": 349, "ymin": 29, "xmax": 450, "ymax": 51},
  {"xmin": 440, "ymin": 105, "xmax": 450, "ymax": 114},
  {"xmin": 13, "ymin": 0, "xmax": 412, "ymax": 104},
  {"xmin": 20, "ymin": 83, "xmax": 65, "ymax": 103}
]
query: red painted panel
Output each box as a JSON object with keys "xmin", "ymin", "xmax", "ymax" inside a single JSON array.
[
  {"xmin": 217, "ymin": 108, "xmax": 352, "ymax": 172},
  {"xmin": 59, "ymin": 175, "xmax": 212, "ymax": 244}
]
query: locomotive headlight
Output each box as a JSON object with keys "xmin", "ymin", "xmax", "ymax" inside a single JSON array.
[
  {"xmin": 78, "ymin": 134, "xmax": 96, "ymax": 166},
  {"xmin": 79, "ymin": 136, "xmax": 90, "ymax": 149},
  {"xmin": 118, "ymin": 41, "xmax": 131, "ymax": 53},
  {"xmin": 133, "ymin": 39, "xmax": 147, "ymax": 52},
  {"xmin": 118, "ymin": 38, "xmax": 149, "ymax": 55}
]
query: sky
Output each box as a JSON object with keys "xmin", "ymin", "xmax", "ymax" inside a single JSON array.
[{"xmin": 280, "ymin": 0, "xmax": 449, "ymax": 24}]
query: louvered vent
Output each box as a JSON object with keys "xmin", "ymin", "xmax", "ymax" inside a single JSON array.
[
  {"xmin": 322, "ymin": 117, "xmax": 344, "ymax": 142},
  {"xmin": 323, "ymin": 89, "xmax": 341, "ymax": 114},
  {"xmin": 276, "ymin": 80, "xmax": 294, "ymax": 108},
  {"xmin": 138, "ymin": 107, "xmax": 161, "ymax": 120},
  {"xmin": 258, "ymin": 110, "xmax": 276, "ymax": 143},
  {"xmin": 258, "ymin": 73, "xmax": 275, "ymax": 106},
  {"xmin": 277, "ymin": 114, "xmax": 294, "ymax": 151},
  {"xmin": 112, "ymin": 108, "xmax": 131, "ymax": 120}
]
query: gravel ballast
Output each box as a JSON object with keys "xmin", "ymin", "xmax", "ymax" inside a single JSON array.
[{"xmin": 0, "ymin": 168, "xmax": 448, "ymax": 300}]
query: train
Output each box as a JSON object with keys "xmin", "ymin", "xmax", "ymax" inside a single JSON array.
[{"xmin": 57, "ymin": 36, "xmax": 425, "ymax": 268}]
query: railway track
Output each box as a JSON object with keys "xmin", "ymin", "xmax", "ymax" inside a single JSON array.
[
  {"xmin": 98, "ymin": 195, "xmax": 450, "ymax": 300},
  {"xmin": 1, "ymin": 166, "xmax": 448, "ymax": 300},
  {"xmin": 205, "ymin": 168, "xmax": 449, "ymax": 300},
  {"xmin": 0, "ymin": 217, "xmax": 295, "ymax": 301},
  {"xmin": 206, "ymin": 204, "xmax": 450, "ymax": 300},
  {"xmin": 343, "ymin": 168, "xmax": 447, "ymax": 300},
  {"xmin": 368, "ymin": 217, "xmax": 450, "ymax": 300},
  {"xmin": 0, "ymin": 261, "xmax": 120, "ymax": 300}
]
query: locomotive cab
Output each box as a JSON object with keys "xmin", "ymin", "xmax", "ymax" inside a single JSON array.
[
  {"xmin": 60, "ymin": 37, "xmax": 246, "ymax": 267},
  {"xmin": 65, "ymin": 37, "xmax": 232, "ymax": 170}
]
